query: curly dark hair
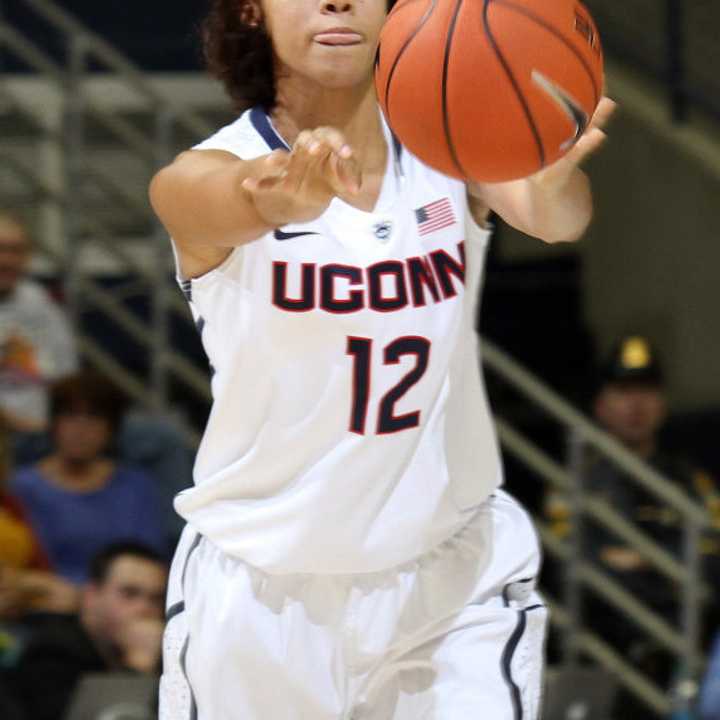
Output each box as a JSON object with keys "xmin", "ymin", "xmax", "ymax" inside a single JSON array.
[{"xmin": 202, "ymin": 0, "xmax": 398, "ymax": 112}]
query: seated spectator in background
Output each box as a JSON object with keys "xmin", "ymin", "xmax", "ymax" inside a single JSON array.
[
  {"xmin": 0, "ymin": 211, "xmax": 191, "ymax": 549},
  {"xmin": 586, "ymin": 336, "xmax": 720, "ymax": 596},
  {"xmin": 10, "ymin": 371, "xmax": 167, "ymax": 584},
  {"xmin": 0, "ymin": 418, "xmax": 78, "ymax": 625},
  {"xmin": 0, "ymin": 210, "xmax": 77, "ymax": 438},
  {"xmin": 5, "ymin": 542, "xmax": 167, "ymax": 720},
  {"xmin": 546, "ymin": 336, "xmax": 720, "ymax": 718}
]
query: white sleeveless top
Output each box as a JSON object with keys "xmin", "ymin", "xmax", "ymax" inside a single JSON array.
[{"xmin": 172, "ymin": 107, "xmax": 503, "ymax": 574}]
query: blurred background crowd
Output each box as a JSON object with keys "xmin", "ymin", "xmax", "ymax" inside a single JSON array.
[{"xmin": 0, "ymin": 0, "xmax": 719, "ymax": 719}]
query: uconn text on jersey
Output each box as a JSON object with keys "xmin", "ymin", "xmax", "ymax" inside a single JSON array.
[{"xmin": 273, "ymin": 242, "xmax": 466, "ymax": 313}]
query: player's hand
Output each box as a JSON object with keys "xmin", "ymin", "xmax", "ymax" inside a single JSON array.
[
  {"xmin": 528, "ymin": 96, "xmax": 617, "ymax": 192},
  {"xmin": 241, "ymin": 127, "xmax": 362, "ymax": 227}
]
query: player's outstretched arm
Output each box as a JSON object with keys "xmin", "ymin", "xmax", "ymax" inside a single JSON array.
[
  {"xmin": 467, "ymin": 97, "xmax": 617, "ymax": 244},
  {"xmin": 149, "ymin": 127, "xmax": 360, "ymax": 278}
]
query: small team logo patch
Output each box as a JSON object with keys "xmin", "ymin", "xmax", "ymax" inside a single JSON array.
[
  {"xmin": 414, "ymin": 198, "xmax": 456, "ymax": 236},
  {"xmin": 373, "ymin": 221, "xmax": 392, "ymax": 241}
]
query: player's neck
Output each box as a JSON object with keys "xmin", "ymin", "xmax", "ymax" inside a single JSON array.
[{"xmin": 271, "ymin": 79, "xmax": 387, "ymax": 174}]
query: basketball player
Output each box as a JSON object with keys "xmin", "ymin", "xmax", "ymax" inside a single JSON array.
[{"xmin": 150, "ymin": 1, "xmax": 614, "ymax": 718}]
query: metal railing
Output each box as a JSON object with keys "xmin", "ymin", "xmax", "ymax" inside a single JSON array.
[
  {"xmin": 0, "ymin": 0, "xmax": 215, "ymax": 422},
  {"xmin": 483, "ymin": 339, "xmax": 712, "ymax": 716}
]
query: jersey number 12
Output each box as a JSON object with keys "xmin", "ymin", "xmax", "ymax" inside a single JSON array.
[{"xmin": 347, "ymin": 336, "xmax": 431, "ymax": 435}]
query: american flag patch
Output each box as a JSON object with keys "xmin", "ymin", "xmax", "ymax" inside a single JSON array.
[{"xmin": 414, "ymin": 198, "xmax": 456, "ymax": 236}]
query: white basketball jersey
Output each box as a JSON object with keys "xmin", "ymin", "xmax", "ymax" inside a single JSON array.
[{"xmin": 172, "ymin": 107, "xmax": 503, "ymax": 574}]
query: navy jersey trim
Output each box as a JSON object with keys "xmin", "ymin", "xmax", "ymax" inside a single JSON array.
[
  {"xmin": 501, "ymin": 604, "xmax": 545, "ymax": 720},
  {"xmin": 501, "ymin": 609, "xmax": 527, "ymax": 720},
  {"xmin": 179, "ymin": 635, "xmax": 198, "ymax": 720},
  {"xmin": 250, "ymin": 106, "xmax": 291, "ymax": 151},
  {"xmin": 392, "ymin": 132, "xmax": 403, "ymax": 164},
  {"xmin": 251, "ymin": 105, "xmax": 403, "ymax": 166}
]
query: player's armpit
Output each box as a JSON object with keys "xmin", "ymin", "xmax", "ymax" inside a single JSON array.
[
  {"xmin": 466, "ymin": 191, "xmax": 492, "ymax": 229},
  {"xmin": 173, "ymin": 241, "xmax": 233, "ymax": 281}
]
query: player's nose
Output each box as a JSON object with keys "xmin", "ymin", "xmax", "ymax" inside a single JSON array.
[{"xmin": 321, "ymin": 1, "xmax": 354, "ymax": 14}]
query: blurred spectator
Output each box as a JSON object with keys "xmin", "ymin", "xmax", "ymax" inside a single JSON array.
[
  {"xmin": 584, "ymin": 336, "xmax": 720, "ymax": 599},
  {"xmin": 10, "ymin": 371, "xmax": 167, "ymax": 584},
  {"xmin": 0, "ymin": 210, "xmax": 77, "ymax": 437},
  {"xmin": 0, "ymin": 417, "xmax": 47, "ymax": 574},
  {"xmin": 4, "ymin": 542, "xmax": 167, "ymax": 720},
  {"xmin": 0, "ymin": 414, "xmax": 78, "ymax": 629},
  {"xmin": 0, "ymin": 211, "xmax": 191, "ymax": 547},
  {"xmin": 547, "ymin": 336, "xmax": 720, "ymax": 718}
]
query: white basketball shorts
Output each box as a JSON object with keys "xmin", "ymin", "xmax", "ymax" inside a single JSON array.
[{"xmin": 160, "ymin": 489, "xmax": 547, "ymax": 720}]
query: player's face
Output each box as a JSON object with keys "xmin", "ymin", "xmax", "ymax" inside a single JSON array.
[
  {"xmin": 594, "ymin": 383, "xmax": 667, "ymax": 451},
  {"xmin": 258, "ymin": 0, "xmax": 387, "ymax": 91}
]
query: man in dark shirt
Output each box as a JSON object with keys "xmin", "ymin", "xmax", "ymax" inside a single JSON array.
[
  {"xmin": 576, "ymin": 337, "xmax": 720, "ymax": 719},
  {"xmin": 586, "ymin": 337, "xmax": 720, "ymax": 600},
  {"xmin": 5, "ymin": 541, "xmax": 167, "ymax": 720}
]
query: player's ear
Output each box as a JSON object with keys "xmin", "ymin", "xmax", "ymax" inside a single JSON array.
[{"xmin": 239, "ymin": 0, "xmax": 263, "ymax": 29}]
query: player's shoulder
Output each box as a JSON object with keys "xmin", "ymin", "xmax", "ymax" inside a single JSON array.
[{"xmin": 192, "ymin": 107, "xmax": 277, "ymax": 161}]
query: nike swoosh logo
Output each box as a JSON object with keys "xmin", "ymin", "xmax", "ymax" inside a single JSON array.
[
  {"xmin": 273, "ymin": 229, "xmax": 319, "ymax": 241},
  {"xmin": 531, "ymin": 70, "xmax": 589, "ymax": 151}
]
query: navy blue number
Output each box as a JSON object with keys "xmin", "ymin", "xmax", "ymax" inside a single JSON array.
[
  {"xmin": 347, "ymin": 337, "xmax": 372, "ymax": 435},
  {"xmin": 377, "ymin": 337, "xmax": 431, "ymax": 434},
  {"xmin": 347, "ymin": 335, "xmax": 431, "ymax": 435}
]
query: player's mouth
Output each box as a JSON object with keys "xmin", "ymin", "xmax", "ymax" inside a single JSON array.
[{"xmin": 314, "ymin": 28, "xmax": 363, "ymax": 46}]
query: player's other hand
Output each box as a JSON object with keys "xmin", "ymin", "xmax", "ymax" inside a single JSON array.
[
  {"xmin": 528, "ymin": 96, "xmax": 617, "ymax": 191},
  {"xmin": 241, "ymin": 127, "xmax": 362, "ymax": 227}
]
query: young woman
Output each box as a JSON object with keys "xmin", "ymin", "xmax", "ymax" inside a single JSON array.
[
  {"xmin": 11, "ymin": 372, "xmax": 166, "ymax": 584},
  {"xmin": 151, "ymin": 1, "xmax": 614, "ymax": 718}
]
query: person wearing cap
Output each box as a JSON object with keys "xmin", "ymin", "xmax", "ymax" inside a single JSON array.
[
  {"xmin": 574, "ymin": 336, "xmax": 720, "ymax": 718},
  {"xmin": 587, "ymin": 336, "xmax": 720, "ymax": 582}
]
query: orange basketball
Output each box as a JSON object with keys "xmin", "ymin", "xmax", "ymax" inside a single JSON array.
[{"xmin": 375, "ymin": 0, "xmax": 604, "ymax": 182}]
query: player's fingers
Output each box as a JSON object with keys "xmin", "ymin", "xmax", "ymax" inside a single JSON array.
[
  {"xmin": 568, "ymin": 127, "xmax": 607, "ymax": 165},
  {"xmin": 327, "ymin": 151, "xmax": 361, "ymax": 195},
  {"xmin": 589, "ymin": 97, "xmax": 617, "ymax": 131},
  {"xmin": 242, "ymin": 151, "xmax": 289, "ymax": 191},
  {"xmin": 241, "ymin": 150, "xmax": 289, "ymax": 193},
  {"xmin": 254, "ymin": 149, "xmax": 290, "ymax": 179},
  {"xmin": 307, "ymin": 127, "xmax": 352, "ymax": 159},
  {"xmin": 284, "ymin": 130, "xmax": 315, "ymax": 189}
]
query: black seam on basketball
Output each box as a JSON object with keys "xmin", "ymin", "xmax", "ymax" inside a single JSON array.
[
  {"xmin": 442, "ymin": 0, "xmax": 468, "ymax": 178},
  {"xmin": 492, "ymin": 0, "xmax": 600, "ymax": 106},
  {"xmin": 483, "ymin": 0, "xmax": 545, "ymax": 168},
  {"xmin": 378, "ymin": 0, "xmax": 438, "ymax": 131}
]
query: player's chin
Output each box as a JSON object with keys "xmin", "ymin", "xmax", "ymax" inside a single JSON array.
[
  {"xmin": 317, "ymin": 69, "xmax": 375, "ymax": 93},
  {"xmin": 310, "ymin": 50, "xmax": 375, "ymax": 85}
]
